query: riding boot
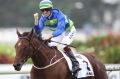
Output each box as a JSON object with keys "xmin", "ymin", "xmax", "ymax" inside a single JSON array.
[{"xmin": 64, "ymin": 46, "xmax": 81, "ymax": 76}]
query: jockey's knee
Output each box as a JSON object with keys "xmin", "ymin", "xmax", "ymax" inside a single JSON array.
[{"xmin": 64, "ymin": 46, "xmax": 71, "ymax": 53}]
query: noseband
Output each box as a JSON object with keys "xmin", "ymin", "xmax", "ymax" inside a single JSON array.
[{"xmin": 18, "ymin": 35, "xmax": 64, "ymax": 70}]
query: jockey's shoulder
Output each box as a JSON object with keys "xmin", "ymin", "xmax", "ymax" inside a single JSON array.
[{"xmin": 52, "ymin": 8, "xmax": 61, "ymax": 13}]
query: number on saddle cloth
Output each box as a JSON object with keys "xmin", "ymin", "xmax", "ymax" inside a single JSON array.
[{"xmin": 83, "ymin": 60, "xmax": 91, "ymax": 71}]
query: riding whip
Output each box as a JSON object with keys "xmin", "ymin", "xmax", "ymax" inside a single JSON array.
[{"xmin": 50, "ymin": 40, "xmax": 76, "ymax": 48}]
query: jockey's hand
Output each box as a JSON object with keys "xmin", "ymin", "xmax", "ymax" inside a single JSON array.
[
  {"xmin": 33, "ymin": 13, "xmax": 39, "ymax": 25},
  {"xmin": 42, "ymin": 34, "xmax": 53, "ymax": 40}
]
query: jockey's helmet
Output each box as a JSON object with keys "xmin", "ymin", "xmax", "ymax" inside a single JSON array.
[{"xmin": 39, "ymin": 0, "xmax": 53, "ymax": 10}]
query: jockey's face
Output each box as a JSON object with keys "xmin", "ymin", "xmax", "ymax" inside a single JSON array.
[{"xmin": 41, "ymin": 8, "xmax": 51, "ymax": 17}]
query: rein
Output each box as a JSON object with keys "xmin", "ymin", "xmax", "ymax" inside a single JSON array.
[
  {"xmin": 19, "ymin": 35, "xmax": 65, "ymax": 70},
  {"xmin": 33, "ymin": 57, "xmax": 64, "ymax": 69}
]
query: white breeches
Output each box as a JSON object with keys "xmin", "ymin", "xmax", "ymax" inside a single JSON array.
[{"xmin": 48, "ymin": 26, "xmax": 76, "ymax": 48}]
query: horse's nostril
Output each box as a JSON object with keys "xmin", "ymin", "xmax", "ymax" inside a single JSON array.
[
  {"xmin": 13, "ymin": 64, "xmax": 16, "ymax": 67},
  {"xmin": 13, "ymin": 63, "xmax": 22, "ymax": 71},
  {"xmin": 17, "ymin": 64, "xmax": 21, "ymax": 66}
]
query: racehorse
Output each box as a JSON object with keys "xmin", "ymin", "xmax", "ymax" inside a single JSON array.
[{"xmin": 13, "ymin": 29, "xmax": 108, "ymax": 79}]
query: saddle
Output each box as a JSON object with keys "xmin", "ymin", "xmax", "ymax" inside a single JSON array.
[
  {"xmin": 50, "ymin": 46, "xmax": 94, "ymax": 78},
  {"xmin": 61, "ymin": 52, "xmax": 94, "ymax": 78}
]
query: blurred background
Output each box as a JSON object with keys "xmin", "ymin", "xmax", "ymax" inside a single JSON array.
[{"xmin": 0, "ymin": 0, "xmax": 120, "ymax": 79}]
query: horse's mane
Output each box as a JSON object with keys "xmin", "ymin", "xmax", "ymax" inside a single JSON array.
[
  {"xmin": 20, "ymin": 31, "xmax": 41, "ymax": 39},
  {"xmin": 21, "ymin": 31, "xmax": 49, "ymax": 45},
  {"xmin": 19, "ymin": 31, "xmax": 54, "ymax": 49}
]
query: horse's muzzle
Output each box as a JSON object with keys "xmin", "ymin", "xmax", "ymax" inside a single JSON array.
[{"xmin": 13, "ymin": 63, "xmax": 22, "ymax": 71}]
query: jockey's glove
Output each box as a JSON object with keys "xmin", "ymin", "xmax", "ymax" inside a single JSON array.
[
  {"xmin": 42, "ymin": 34, "xmax": 53, "ymax": 40},
  {"xmin": 34, "ymin": 13, "xmax": 39, "ymax": 25}
]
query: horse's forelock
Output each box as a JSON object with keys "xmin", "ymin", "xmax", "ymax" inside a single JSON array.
[
  {"xmin": 21, "ymin": 32, "xmax": 29, "ymax": 37},
  {"xmin": 19, "ymin": 32, "xmax": 44, "ymax": 45},
  {"xmin": 20, "ymin": 32, "xmax": 35, "ymax": 38}
]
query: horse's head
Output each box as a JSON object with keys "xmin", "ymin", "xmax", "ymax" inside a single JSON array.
[
  {"xmin": 13, "ymin": 29, "xmax": 37, "ymax": 71},
  {"xmin": 13, "ymin": 29, "xmax": 62, "ymax": 71}
]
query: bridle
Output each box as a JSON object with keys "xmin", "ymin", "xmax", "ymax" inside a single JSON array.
[
  {"xmin": 19, "ymin": 36, "xmax": 37, "ymax": 53},
  {"xmin": 18, "ymin": 35, "xmax": 64, "ymax": 70}
]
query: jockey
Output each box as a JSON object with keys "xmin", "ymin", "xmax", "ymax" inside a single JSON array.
[{"xmin": 34, "ymin": 0, "xmax": 80, "ymax": 75}]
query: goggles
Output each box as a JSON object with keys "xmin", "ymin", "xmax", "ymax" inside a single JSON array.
[{"xmin": 41, "ymin": 8, "xmax": 51, "ymax": 12}]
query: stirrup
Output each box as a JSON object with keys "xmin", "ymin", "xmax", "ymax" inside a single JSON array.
[
  {"xmin": 72, "ymin": 67, "xmax": 81, "ymax": 74},
  {"xmin": 72, "ymin": 70, "xmax": 79, "ymax": 79},
  {"xmin": 72, "ymin": 68, "xmax": 81, "ymax": 79}
]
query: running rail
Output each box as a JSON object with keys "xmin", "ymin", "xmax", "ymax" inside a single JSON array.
[{"xmin": 0, "ymin": 64, "xmax": 120, "ymax": 74}]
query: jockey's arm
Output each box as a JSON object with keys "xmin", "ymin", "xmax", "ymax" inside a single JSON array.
[
  {"xmin": 52, "ymin": 13, "xmax": 65, "ymax": 37},
  {"xmin": 34, "ymin": 17, "xmax": 44, "ymax": 34}
]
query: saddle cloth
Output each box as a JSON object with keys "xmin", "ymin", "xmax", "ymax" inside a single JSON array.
[{"xmin": 60, "ymin": 51, "xmax": 94, "ymax": 78}]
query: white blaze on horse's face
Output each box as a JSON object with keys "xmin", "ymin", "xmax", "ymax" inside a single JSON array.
[{"xmin": 18, "ymin": 42, "xmax": 21, "ymax": 47}]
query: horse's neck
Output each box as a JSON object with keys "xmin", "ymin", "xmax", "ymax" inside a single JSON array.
[{"xmin": 31, "ymin": 44, "xmax": 63, "ymax": 67}]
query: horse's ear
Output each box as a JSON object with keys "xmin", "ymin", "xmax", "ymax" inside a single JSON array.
[
  {"xmin": 16, "ymin": 28, "xmax": 21, "ymax": 37},
  {"xmin": 28, "ymin": 29, "xmax": 34, "ymax": 37}
]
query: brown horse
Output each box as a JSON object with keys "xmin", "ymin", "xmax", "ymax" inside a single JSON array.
[{"xmin": 13, "ymin": 29, "xmax": 108, "ymax": 79}]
